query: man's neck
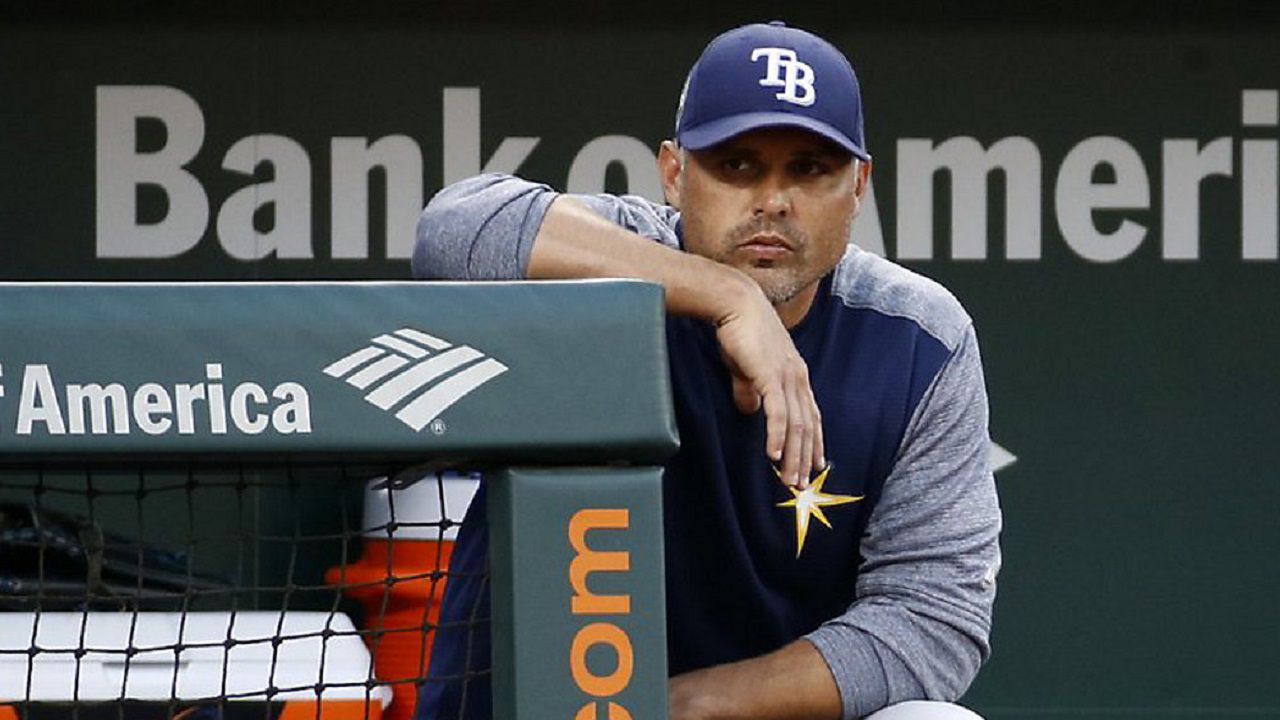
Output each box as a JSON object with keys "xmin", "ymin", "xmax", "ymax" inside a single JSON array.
[{"xmin": 774, "ymin": 281, "xmax": 821, "ymax": 329}]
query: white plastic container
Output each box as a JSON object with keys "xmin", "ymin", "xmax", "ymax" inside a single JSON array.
[
  {"xmin": 0, "ymin": 611, "xmax": 391, "ymax": 716},
  {"xmin": 361, "ymin": 472, "xmax": 481, "ymax": 541}
]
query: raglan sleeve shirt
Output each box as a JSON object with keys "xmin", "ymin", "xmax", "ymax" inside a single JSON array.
[
  {"xmin": 805, "ymin": 319, "xmax": 1001, "ymax": 718},
  {"xmin": 414, "ymin": 173, "xmax": 1002, "ymax": 719}
]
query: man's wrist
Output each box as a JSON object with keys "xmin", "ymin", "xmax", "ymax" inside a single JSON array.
[
  {"xmin": 669, "ymin": 664, "xmax": 733, "ymax": 720},
  {"xmin": 667, "ymin": 640, "xmax": 843, "ymax": 720},
  {"xmin": 693, "ymin": 258, "xmax": 762, "ymax": 327}
]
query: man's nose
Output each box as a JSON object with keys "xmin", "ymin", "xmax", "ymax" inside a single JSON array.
[{"xmin": 753, "ymin": 177, "xmax": 793, "ymax": 218}]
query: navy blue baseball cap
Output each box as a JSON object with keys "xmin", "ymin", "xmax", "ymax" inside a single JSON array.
[{"xmin": 675, "ymin": 21, "xmax": 870, "ymax": 161}]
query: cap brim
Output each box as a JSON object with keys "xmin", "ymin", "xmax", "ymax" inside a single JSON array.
[{"xmin": 678, "ymin": 111, "xmax": 871, "ymax": 161}]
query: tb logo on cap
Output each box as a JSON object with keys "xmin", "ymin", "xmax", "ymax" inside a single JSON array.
[{"xmin": 751, "ymin": 47, "xmax": 816, "ymax": 107}]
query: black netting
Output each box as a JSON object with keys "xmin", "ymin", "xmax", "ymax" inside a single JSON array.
[{"xmin": 0, "ymin": 464, "xmax": 488, "ymax": 720}]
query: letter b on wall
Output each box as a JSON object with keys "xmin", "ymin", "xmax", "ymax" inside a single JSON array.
[{"xmin": 96, "ymin": 86, "xmax": 208, "ymax": 258}]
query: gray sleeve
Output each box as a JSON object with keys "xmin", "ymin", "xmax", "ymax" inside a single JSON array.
[
  {"xmin": 413, "ymin": 173, "xmax": 680, "ymax": 280},
  {"xmin": 805, "ymin": 324, "xmax": 1003, "ymax": 719}
]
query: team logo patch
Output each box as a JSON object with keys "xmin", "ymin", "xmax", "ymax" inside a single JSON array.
[
  {"xmin": 323, "ymin": 328, "xmax": 508, "ymax": 432},
  {"xmin": 751, "ymin": 47, "xmax": 817, "ymax": 107},
  {"xmin": 776, "ymin": 464, "xmax": 862, "ymax": 558}
]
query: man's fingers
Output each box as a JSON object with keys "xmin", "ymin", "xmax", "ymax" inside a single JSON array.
[
  {"xmin": 794, "ymin": 371, "xmax": 816, "ymax": 489},
  {"xmin": 782, "ymin": 376, "xmax": 810, "ymax": 488},
  {"xmin": 762, "ymin": 383, "xmax": 787, "ymax": 466},
  {"xmin": 799, "ymin": 392, "xmax": 815, "ymax": 490},
  {"xmin": 798, "ymin": 361, "xmax": 829, "ymax": 474},
  {"xmin": 780, "ymin": 363, "xmax": 816, "ymax": 489},
  {"xmin": 812, "ymin": 403, "xmax": 826, "ymax": 474}
]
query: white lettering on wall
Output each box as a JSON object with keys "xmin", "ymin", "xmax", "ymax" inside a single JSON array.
[
  {"xmin": 1161, "ymin": 138, "xmax": 1233, "ymax": 260},
  {"xmin": 218, "ymin": 134, "xmax": 313, "ymax": 260},
  {"xmin": 1056, "ymin": 136, "xmax": 1150, "ymax": 262},
  {"xmin": 331, "ymin": 136, "xmax": 424, "ymax": 260},
  {"xmin": 1241, "ymin": 88, "xmax": 1279, "ymax": 260},
  {"xmin": 91, "ymin": 87, "xmax": 1280, "ymax": 264},
  {"xmin": 96, "ymin": 85, "xmax": 209, "ymax": 258},
  {"xmin": 442, "ymin": 87, "xmax": 540, "ymax": 184},
  {"xmin": 229, "ymin": 382, "xmax": 270, "ymax": 434},
  {"xmin": 66, "ymin": 383, "xmax": 130, "ymax": 435},
  {"xmin": 12, "ymin": 364, "xmax": 312, "ymax": 437},
  {"xmin": 897, "ymin": 136, "xmax": 1042, "ymax": 260},
  {"xmin": 566, "ymin": 135, "xmax": 661, "ymax": 201},
  {"xmin": 17, "ymin": 365, "xmax": 65, "ymax": 435},
  {"xmin": 133, "ymin": 383, "xmax": 173, "ymax": 435}
]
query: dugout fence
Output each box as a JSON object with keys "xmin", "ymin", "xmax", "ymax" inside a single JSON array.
[{"xmin": 0, "ymin": 281, "xmax": 676, "ymax": 720}]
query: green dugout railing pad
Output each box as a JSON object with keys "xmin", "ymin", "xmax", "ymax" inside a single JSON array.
[
  {"xmin": 0, "ymin": 281, "xmax": 677, "ymax": 463},
  {"xmin": 489, "ymin": 467, "xmax": 668, "ymax": 720}
]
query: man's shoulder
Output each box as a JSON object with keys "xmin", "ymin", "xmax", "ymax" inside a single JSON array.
[{"xmin": 830, "ymin": 245, "xmax": 972, "ymax": 353}]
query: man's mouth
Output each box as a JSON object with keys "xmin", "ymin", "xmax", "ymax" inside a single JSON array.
[{"xmin": 737, "ymin": 233, "xmax": 795, "ymax": 259}]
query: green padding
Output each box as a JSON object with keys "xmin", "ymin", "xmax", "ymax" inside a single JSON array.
[
  {"xmin": 489, "ymin": 467, "xmax": 668, "ymax": 720},
  {"xmin": 0, "ymin": 281, "xmax": 677, "ymax": 464}
]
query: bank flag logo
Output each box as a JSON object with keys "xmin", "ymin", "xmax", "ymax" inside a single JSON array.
[{"xmin": 323, "ymin": 328, "xmax": 508, "ymax": 432}]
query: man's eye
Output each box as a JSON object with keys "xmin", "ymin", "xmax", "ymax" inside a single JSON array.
[
  {"xmin": 791, "ymin": 159, "xmax": 828, "ymax": 176},
  {"xmin": 721, "ymin": 157, "xmax": 752, "ymax": 173}
]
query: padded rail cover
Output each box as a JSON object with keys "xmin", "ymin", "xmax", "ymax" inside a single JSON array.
[{"xmin": 0, "ymin": 281, "xmax": 677, "ymax": 464}]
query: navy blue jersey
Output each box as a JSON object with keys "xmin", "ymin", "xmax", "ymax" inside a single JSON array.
[{"xmin": 661, "ymin": 270, "xmax": 950, "ymax": 674}]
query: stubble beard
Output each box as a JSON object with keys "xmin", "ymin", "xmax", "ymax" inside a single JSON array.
[
  {"xmin": 689, "ymin": 214, "xmax": 849, "ymax": 306},
  {"xmin": 744, "ymin": 263, "xmax": 812, "ymax": 305}
]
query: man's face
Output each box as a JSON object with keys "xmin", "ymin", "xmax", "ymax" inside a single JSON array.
[{"xmin": 660, "ymin": 127, "xmax": 869, "ymax": 311}]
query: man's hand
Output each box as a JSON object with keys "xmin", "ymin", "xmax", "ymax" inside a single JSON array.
[
  {"xmin": 713, "ymin": 288, "xmax": 825, "ymax": 489},
  {"xmin": 668, "ymin": 640, "xmax": 843, "ymax": 720},
  {"xmin": 529, "ymin": 196, "xmax": 824, "ymax": 487}
]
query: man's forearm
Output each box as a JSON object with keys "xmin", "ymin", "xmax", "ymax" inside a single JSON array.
[
  {"xmin": 528, "ymin": 195, "xmax": 756, "ymax": 325},
  {"xmin": 668, "ymin": 640, "xmax": 843, "ymax": 720}
]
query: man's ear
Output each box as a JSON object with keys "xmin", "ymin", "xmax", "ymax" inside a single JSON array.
[
  {"xmin": 850, "ymin": 159, "xmax": 872, "ymax": 217},
  {"xmin": 658, "ymin": 140, "xmax": 684, "ymax": 209}
]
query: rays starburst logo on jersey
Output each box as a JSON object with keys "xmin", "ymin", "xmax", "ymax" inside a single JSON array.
[
  {"xmin": 776, "ymin": 464, "xmax": 862, "ymax": 558},
  {"xmin": 323, "ymin": 328, "xmax": 508, "ymax": 432}
]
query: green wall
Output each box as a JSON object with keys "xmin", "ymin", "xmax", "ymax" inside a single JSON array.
[{"xmin": 2, "ymin": 6, "xmax": 1277, "ymax": 716}]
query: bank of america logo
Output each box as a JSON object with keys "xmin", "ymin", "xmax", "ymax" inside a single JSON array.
[{"xmin": 323, "ymin": 328, "xmax": 508, "ymax": 432}]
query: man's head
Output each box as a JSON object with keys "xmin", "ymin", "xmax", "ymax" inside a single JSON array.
[{"xmin": 659, "ymin": 22, "xmax": 872, "ymax": 322}]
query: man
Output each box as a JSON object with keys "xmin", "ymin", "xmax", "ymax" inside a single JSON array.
[{"xmin": 413, "ymin": 21, "xmax": 1001, "ymax": 720}]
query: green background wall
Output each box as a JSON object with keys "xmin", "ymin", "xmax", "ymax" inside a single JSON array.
[{"xmin": 2, "ymin": 3, "xmax": 1277, "ymax": 716}]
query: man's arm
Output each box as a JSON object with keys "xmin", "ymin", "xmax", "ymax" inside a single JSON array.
[
  {"xmin": 806, "ymin": 323, "xmax": 1000, "ymax": 718},
  {"xmin": 416, "ymin": 176, "xmax": 825, "ymax": 485},
  {"xmin": 668, "ymin": 639, "xmax": 842, "ymax": 720}
]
